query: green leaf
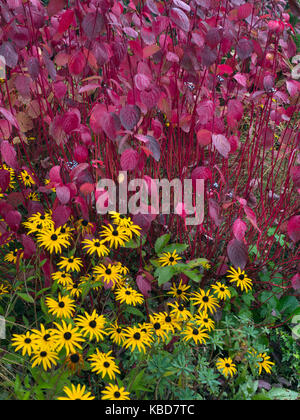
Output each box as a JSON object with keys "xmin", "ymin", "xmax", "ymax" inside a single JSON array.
[
  {"xmin": 155, "ymin": 234, "xmax": 171, "ymax": 254},
  {"xmin": 186, "ymin": 258, "xmax": 209, "ymax": 269},
  {"xmin": 125, "ymin": 306, "xmax": 144, "ymax": 318},
  {"xmin": 161, "ymin": 243, "xmax": 188, "ymax": 254},
  {"xmin": 276, "ymin": 296, "xmax": 299, "ymax": 316},
  {"xmin": 16, "ymin": 292, "xmax": 34, "ymax": 304},
  {"xmin": 155, "ymin": 266, "xmax": 176, "ymax": 286},
  {"xmin": 183, "ymin": 270, "xmax": 203, "ymax": 283}
]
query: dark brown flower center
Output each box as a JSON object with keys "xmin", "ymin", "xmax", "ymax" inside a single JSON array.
[
  {"xmin": 114, "ymin": 392, "xmax": 121, "ymax": 398},
  {"xmin": 133, "ymin": 332, "xmax": 141, "ymax": 340},
  {"xmin": 239, "ymin": 275, "xmax": 245, "ymax": 280},
  {"xmin": 58, "ymin": 302, "xmax": 65, "ymax": 308},
  {"xmin": 103, "ymin": 361, "xmax": 110, "ymax": 368},
  {"xmin": 40, "ymin": 351, "xmax": 47, "ymax": 358},
  {"xmin": 202, "ymin": 296, "xmax": 209, "ymax": 303},
  {"xmin": 70, "ymin": 354, "xmax": 80, "ymax": 363},
  {"xmin": 89, "ymin": 321, "xmax": 97, "ymax": 329},
  {"xmin": 51, "ymin": 234, "xmax": 58, "ymax": 241},
  {"xmin": 64, "ymin": 332, "xmax": 72, "ymax": 340}
]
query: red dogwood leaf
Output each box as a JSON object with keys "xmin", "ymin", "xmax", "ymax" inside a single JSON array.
[
  {"xmin": 136, "ymin": 274, "xmax": 152, "ymax": 297},
  {"xmin": 1, "ymin": 141, "xmax": 18, "ymax": 169},
  {"xmin": 236, "ymin": 38, "xmax": 253, "ymax": 60},
  {"xmin": 0, "ymin": 169, "xmax": 10, "ymax": 192},
  {"xmin": 212, "ymin": 134, "xmax": 231, "ymax": 158},
  {"xmin": 287, "ymin": 215, "xmax": 300, "ymax": 243},
  {"xmin": 47, "ymin": 0, "xmax": 66, "ymax": 17},
  {"xmin": 68, "ymin": 51, "xmax": 86, "ymax": 76},
  {"xmin": 120, "ymin": 148, "xmax": 139, "ymax": 171},
  {"xmin": 52, "ymin": 205, "xmax": 71, "ymax": 227},
  {"xmin": 56, "ymin": 185, "xmax": 70, "ymax": 204},
  {"xmin": 82, "ymin": 12, "xmax": 104, "ymax": 39},
  {"xmin": 134, "ymin": 73, "xmax": 151, "ymax": 91},
  {"xmin": 233, "ymin": 218, "xmax": 247, "ymax": 241},
  {"xmin": 22, "ymin": 234, "xmax": 36, "ymax": 259},
  {"xmin": 5, "ymin": 210, "xmax": 21, "ymax": 232},
  {"xmin": 58, "ymin": 9, "xmax": 74, "ymax": 33},
  {"xmin": 197, "ymin": 129, "xmax": 212, "ymax": 146},
  {"xmin": 120, "ymin": 105, "xmax": 141, "ymax": 130},
  {"xmin": 170, "ymin": 8, "xmax": 190, "ymax": 32}
]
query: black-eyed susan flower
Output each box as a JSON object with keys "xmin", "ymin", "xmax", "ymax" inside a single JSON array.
[
  {"xmin": 123, "ymin": 326, "xmax": 153, "ymax": 353},
  {"xmin": 65, "ymin": 281, "xmax": 82, "ymax": 299},
  {"xmin": 31, "ymin": 324, "xmax": 56, "ymax": 350},
  {"xmin": 122, "ymin": 221, "xmax": 142, "ymax": 239},
  {"xmin": 190, "ymin": 289, "xmax": 220, "ymax": 315},
  {"xmin": 211, "ymin": 282, "xmax": 231, "ymax": 301},
  {"xmin": 167, "ymin": 279, "xmax": 190, "ymax": 301},
  {"xmin": 4, "ymin": 248, "xmax": 24, "ymax": 264},
  {"xmin": 114, "ymin": 286, "xmax": 144, "ymax": 306},
  {"xmin": 82, "ymin": 238, "xmax": 109, "ymax": 258},
  {"xmin": 18, "ymin": 170, "xmax": 35, "ymax": 187},
  {"xmin": 158, "ymin": 250, "xmax": 181, "ymax": 267},
  {"xmin": 167, "ymin": 301, "xmax": 192, "ymax": 321},
  {"xmin": 100, "ymin": 224, "xmax": 129, "ymax": 248},
  {"xmin": 181, "ymin": 324, "xmax": 209, "ymax": 345},
  {"xmin": 109, "ymin": 212, "xmax": 133, "ymax": 228},
  {"xmin": 45, "ymin": 294, "xmax": 76, "ymax": 319},
  {"xmin": 52, "ymin": 321, "xmax": 85, "ymax": 355},
  {"xmin": 26, "ymin": 192, "xmax": 40, "ymax": 202},
  {"xmin": 11, "ymin": 331, "xmax": 38, "ymax": 356},
  {"xmin": 75, "ymin": 310, "xmax": 106, "ymax": 342},
  {"xmin": 216, "ymin": 357, "xmax": 237, "ymax": 378},
  {"xmin": 106, "ymin": 322, "xmax": 127, "ymax": 345},
  {"xmin": 24, "ymin": 212, "xmax": 54, "ymax": 233},
  {"xmin": 156, "ymin": 312, "xmax": 182, "ymax": 333},
  {"xmin": 58, "ymin": 384, "xmax": 95, "ymax": 400},
  {"xmin": 57, "ymin": 256, "xmax": 83, "ymax": 273},
  {"xmin": 0, "ymin": 283, "xmax": 9, "ymax": 297},
  {"xmin": 31, "ymin": 348, "xmax": 59, "ymax": 371},
  {"xmin": 93, "ymin": 263, "xmax": 122, "ymax": 287},
  {"xmin": 114, "ymin": 262, "xmax": 129, "ymax": 276},
  {"xmin": 149, "ymin": 314, "xmax": 169, "ymax": 342},
  {"xmin": 194, "ymin": 312, "xmax": 215, "ymax": 332},
  {"xmin": 65, "ymin": 352, "xmax": 85, "ymax": 373},
  {"xmin": 251, "ymin": 350, "xmax": 275, "ymax": 375},
  {"xmin": 101, "ymin": 383, "xmax": 130, "ymax": 401},
  {"xmin": 88, "ymin": 350, "xmax": 120, "ymax": 380},
  {"xmin": 51, "ymin": 271, "xmax": 73, "ymax": 287},
  {"xmin": 226, "ymin": 267, "xmax": 253, "ymax": 293},
  {"xmin": 75, "ymin": 219, "xmax": 94, "ymax": 235},
  {"xmin": 36, "ymin": 227, "xmax": 71, "ymax": 254}
]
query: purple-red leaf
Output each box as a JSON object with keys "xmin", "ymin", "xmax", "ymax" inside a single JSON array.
[
  {"xmin": 52, "ymin": 205, "xmax": 71, "ymax": 228},
  {"xmin": 56, "ymin": 185, "xmax": 70, "ymax": 204},
  {"xmin": 233, "ymin": 218, "xmax": 247, "ymax": 241},
  {"xmin": 212, "ymin": 134, "xmax": 231, "ymax": 158},
  {"xmin": 120, "ymin": 105, "xmax": 141, "ymax": 130},
  {"xmin": 82, "ymin": 12, "xmax": 104, "ymax": 39},
  {"xmin": 0, "ymin": 169, "xmax": 10, "ymax": 192},
  {"xmin": 22, "ymin": 234, "xmax": 36, "ymax": 259},
  {"xmin": 1, "ymin": 141, "xmax": 18, "ymax": 170},
  {"xmin": 58, "ymin": 9, "xmax": 74, "ymax": 33},
  {"xmin": 287, "ymin": 215, "xmax": 300, "ymax": 243},
  {"xmin": 170, "ymin": 7, "xmax": 190, "ymax": 32},
  {"xmin": 5, "ymin": 210, "xmax": 21, "ymax": 232},
  {"xmin": 136, "ymin": 274, "xmax": 152, "ymax": 297},
  {"xmin": 236, "ymin": 39, "xmax": 253, "ymax": 60},
  {"xmin": 120, "ymin": 148, "xmax": 139, "ymax": 171},
  {"xmin": 227, "ymin": 239, "xmax": 248, "ymax": 270}
]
